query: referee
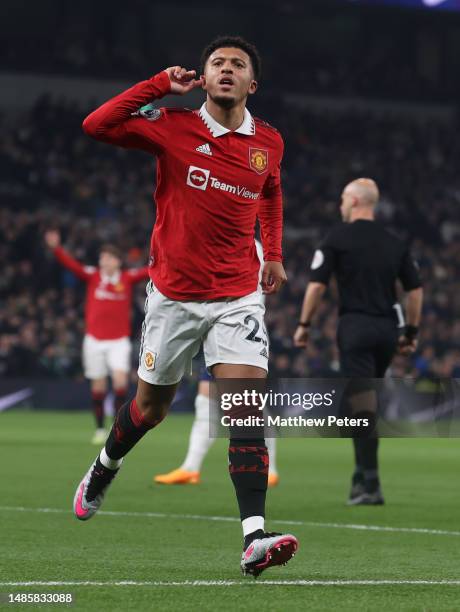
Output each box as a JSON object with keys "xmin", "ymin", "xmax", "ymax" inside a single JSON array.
[{"xmin": 294, "ymin": 178, "xmax": 423, "ymax": 505}]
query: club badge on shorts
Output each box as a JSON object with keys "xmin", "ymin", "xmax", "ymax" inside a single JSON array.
[
  {"xmin": 144, "ymin": 350, "xmax": 157, "ymax": 371},
  {"xmin": 249, "ymin": 148, "xmax": 268, "ymax": 174}
]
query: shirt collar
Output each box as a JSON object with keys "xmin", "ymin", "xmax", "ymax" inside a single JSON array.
[
  {"xmin": 199, "ymin": 103, "xmax": 255, "ymax": 138},
  {"xmin": 101, "ymin": 271, "xmax": 121, "ymax": 285}
]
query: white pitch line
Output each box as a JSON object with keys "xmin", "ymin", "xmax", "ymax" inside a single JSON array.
[
  {"xmin": 1, "ymin": 580, "xmax": 460, "ymax": 587},
  {"xmin": 0, "ymin": 505, "xmax": 459, "ymax": 538}
]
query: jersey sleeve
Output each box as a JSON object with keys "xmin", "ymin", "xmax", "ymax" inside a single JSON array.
[
  {"xmin": 257, "ymin": 137, "xmax": 284, "ymax": 262},
  {"xmin": 308, "ymin": 234, "xmax": 337, "ymax": 285},
  {"xmin": 53, "ymin": 247, "xmax": 95, "ymax": 281},
  {"xmin": 126, "ymin": 266, "xmax": 150, "ymax": 284},
  {"xmin": 82, "ymin": 72, "xmax": 172, "ymax": 154},
  {"xmin": 398, "ymin": 249, "xmax": 422, "ymax": 291}
]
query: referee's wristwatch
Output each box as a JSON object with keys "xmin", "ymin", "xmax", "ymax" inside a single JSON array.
[
  {"xmin": 298, "ymin": 321, "xmax": 311, "ymax": 328},
  {"xmin": 404, "ymin": 325, "xmax": 419, "ymax": 342}
]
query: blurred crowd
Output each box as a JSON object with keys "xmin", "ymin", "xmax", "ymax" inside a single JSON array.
[
  {"xmin": 2, "ymin": 1, "xmax": 459, "ymax": 104},
  {"xmin": 1, "ymin": 94, "xmax": 459, "ymax": 380},
  {"xmin": 2, "ymin": 31, "xmax": 445, "ymax": 103}
]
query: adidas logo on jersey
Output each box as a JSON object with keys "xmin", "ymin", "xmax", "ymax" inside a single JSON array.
[{"xmin": 196, "ymin": 143, "xmax": 212, "ymax": 156}]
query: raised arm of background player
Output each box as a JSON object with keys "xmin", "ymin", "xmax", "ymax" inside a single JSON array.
[
  {"xmin": 293, "ymin": 243, "xmax": 423, "ymax": 355},
  {"xmin": 45, "ymin": 230, "xmax": 150, "ymax": 284},
  {"xmin": 82, "ymin": 66, "xmax": 286, "ymax": 295},
  {"xmin": 44, "ymin": 229, "xmax": 95, "ymax": 281}
]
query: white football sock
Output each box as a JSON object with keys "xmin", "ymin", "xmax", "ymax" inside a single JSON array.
[
  {"xmin": 99, "ymin": 447, "xmax": 123, "ymax": 470},
  {"xmin": 266, "ymin": 437, "xmax": 277, "ymax": 475},
  {"xmin": 181, "ymin": 394, "xmax": 215, "ymax": 472},
  {"xmin": 242, "ymin": 515, "xmax": 265, "ymax": 537}
]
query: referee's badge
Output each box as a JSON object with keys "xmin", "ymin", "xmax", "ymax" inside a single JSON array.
[
  {"xmin": 311, "ymin": 250, "xmax": 324, "ymax": 270},
  {"xmin": 144, "ymin": 350, "xmax": 157, "ymax": 371},
  {"xmin": 249, "ymin": 148, "xmax": 268, "ymax": 174}
]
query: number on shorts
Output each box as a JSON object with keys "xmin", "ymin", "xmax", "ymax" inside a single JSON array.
[{"xmin": 244, "ymin": 315, "xmax": 268, "ymax": 347}]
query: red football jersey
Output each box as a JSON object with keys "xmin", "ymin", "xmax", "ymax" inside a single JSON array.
[
  {"xmin": 54, "ymin": 247, "xmax": 149, "ymax": 340},
  {"xmin": 82, "ymin": 71, "xmax": 284, "ymax": 301}
]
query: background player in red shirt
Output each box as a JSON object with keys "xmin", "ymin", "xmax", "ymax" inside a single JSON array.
[
  {"xmin": 72, "ymin": 36, "xmax": 298, "ymax": 576},
  {"xmin": 45, "ymin": 230, "xmax": 149, "ymax": 443}
]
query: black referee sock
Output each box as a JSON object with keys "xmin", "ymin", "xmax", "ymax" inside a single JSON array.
[
  {"xmin": 105, "ymin": 399, "xmax": 162, "ymax": 461},
  {"xmin": 356, "ymin": 437, "xmax": 380, "ymax": 493},
  {"xmin": 229, "ymin": 439, "xmax": 268, "ymax": 524},
  {"xmin": 352, "ymin": 438, "xmax": 364, "ymax": 485},
  {"xmin": 350, "ymin": 411, "xmax": 380, "ymax": 493}
]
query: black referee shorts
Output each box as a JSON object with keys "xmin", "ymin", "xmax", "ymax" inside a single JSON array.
[{"xmin": 338, "ymin": 313, "xmax": 398, "ymax": 378}]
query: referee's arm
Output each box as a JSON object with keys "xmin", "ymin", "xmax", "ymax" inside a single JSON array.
[
  {"xmin": 293, "ymin": 282, "xmax": 327, "ymax": 347},
  {"xmin": 397, "ymin": 250, "xmax": 423, "ymax": 355},
  {"xmin": 293, "ymin": 247, "xmax": 333, "ymax": 348}
]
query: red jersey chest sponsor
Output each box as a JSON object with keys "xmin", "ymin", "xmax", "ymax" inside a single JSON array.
[
  {"xmin": 157, "ymin": 115, "xmax": 273, "ymax": 203},
  {"xmin": 92, "ymin": 276, "xmax": 128, "ymax": 301},
  {"xmin": 85, "ymin": 272, "xmax": 133, "ymax": 339}
]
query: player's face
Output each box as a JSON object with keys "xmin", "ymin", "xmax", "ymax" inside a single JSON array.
[
  {"xmin": 202, "ymin": 47, "xmax": 257, "ymax": 109},
  {"xmin": 99, "ymin": 252, "xmax": 121, "ymax": 275}
]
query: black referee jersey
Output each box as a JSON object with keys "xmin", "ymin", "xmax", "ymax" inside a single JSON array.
[{"xmin": 309, "ymin": 219, "xmax": 422, "ymax": 377}]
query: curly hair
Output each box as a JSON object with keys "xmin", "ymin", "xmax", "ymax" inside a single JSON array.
[{"xmin": 200, "ymin": 35, "xmax": 261, "ymax": 80}]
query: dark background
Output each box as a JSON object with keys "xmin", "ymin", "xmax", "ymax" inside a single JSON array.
[{"xmin": 2, "ymin": 0, "xmax": 460, "ymax": 102}]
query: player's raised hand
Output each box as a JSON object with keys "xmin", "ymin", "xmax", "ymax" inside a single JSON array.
[
  {"xmin": 45, "ymin": 229, "xmax": 61, "ymax": 249},
  {"xmin": 261, "ymin": 261, "xmax": 287, "ymax": 295},
  {"xmin": 293, "ymin": 325, "xmax": 309, "ymax": 348},
  {"xmin": 164, "ymin": 66, "xmax": 203, "ymax": 95}
]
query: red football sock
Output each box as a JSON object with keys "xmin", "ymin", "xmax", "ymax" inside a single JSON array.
[{"xmin": 92, "ymin": 391, "xmax": 105, "ymax": 429}]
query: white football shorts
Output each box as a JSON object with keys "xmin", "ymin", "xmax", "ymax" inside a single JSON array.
[
  {"xmin": 137, "ymin": 281, "xmax": 269, "ymax": 385},
  {"xmin": 82, "ymin": 334, "xmax": 132, "ymax": 380}
]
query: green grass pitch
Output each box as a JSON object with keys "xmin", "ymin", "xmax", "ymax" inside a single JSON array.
[{"xmin": 0, "ymin": 410, "xmax": 459, "ymax": 611}]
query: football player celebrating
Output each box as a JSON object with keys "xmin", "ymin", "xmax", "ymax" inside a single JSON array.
[
  {"xmin": 73, "ymin": 36, "xmax": 297, "ymax": 576},
  {"xmin": 45, "ymin": 230, "xmax": 149, "ymax": 443}
]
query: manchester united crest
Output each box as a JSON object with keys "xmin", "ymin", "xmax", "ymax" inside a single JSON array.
[
  {"xmin": 144, "ymin": 350, "xmax": 157, "ymax": 371},
  {"xmin": 249, "ymin": 148, "xmax": 268, "ymax": 174}
]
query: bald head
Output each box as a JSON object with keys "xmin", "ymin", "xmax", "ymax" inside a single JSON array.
[
  {"xmin": 346, "ymin": 178, "xmax": 379, "ymax": 207},
  {"xmin": 340, "ymin": 178, "xmax": 379, "ymax": 223}
]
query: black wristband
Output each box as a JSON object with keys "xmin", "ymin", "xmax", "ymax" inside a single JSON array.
[
  {"xmin": 405, "ymin": 325, "xmax": 419, "ymax": 341},
  {"xmin": 298, "ymin": 321, "xmax": 311, "ymax": 328}
]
